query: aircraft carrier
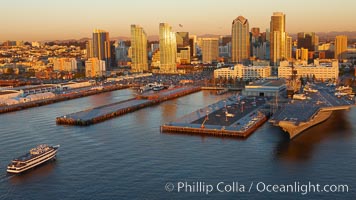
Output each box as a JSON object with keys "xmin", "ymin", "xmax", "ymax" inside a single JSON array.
[{"xmin": 269, "ymin": 83, "xmax": 355, "ymax": 139}]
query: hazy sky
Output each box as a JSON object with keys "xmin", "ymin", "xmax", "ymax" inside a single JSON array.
[{"xmin": 1, "ymin": 0, "xmax": 355, "ymax": 41}]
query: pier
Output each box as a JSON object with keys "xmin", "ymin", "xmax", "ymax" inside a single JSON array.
[
  {"xmin": 161, "ymin": 95, "xmax": 268, "ymax": 138},
  {"xmin": 0, "ymin": 84, "xmax": 129, "ymax": 114},
  {"xmin": 56, "ymin": 86, "xmax": 201, "ymax": 126}
]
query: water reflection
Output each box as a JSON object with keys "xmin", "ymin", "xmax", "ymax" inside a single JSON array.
[
  {"xmin": 9, "ymin": 160, "xmax": 57, "ymax": 185},
  {"xmin": 161, "ymin": 100, "xmax": 177, "ymax": 120},
  {"xmin": 90, "ymin": 92, "xmax": 113, "ymax": 105},
  {"xmin": 275, "ymin": 111, "xmax": 352, "ymax": 162},
  {"xmin": 162, "ymin": 131, "xmax": 247, "ymax": 142}
]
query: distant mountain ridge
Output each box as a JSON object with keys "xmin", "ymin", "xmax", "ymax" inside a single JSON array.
[{"xmin": 41, "ymin": 31, "xmax": 356, "ymax": 43}]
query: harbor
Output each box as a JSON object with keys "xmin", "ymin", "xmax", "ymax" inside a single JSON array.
[
  {"xmin": 56, "ymin": 86, "xmax": 201, "ymax": 126},
  {"xmin": 161, "ymin": 95, "xmax": 268, "ymax": 138}
]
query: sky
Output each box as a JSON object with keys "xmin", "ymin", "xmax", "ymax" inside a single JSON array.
[{"xmin": 0, "ymin": 0, "xmax": 355, "ymax": 41}]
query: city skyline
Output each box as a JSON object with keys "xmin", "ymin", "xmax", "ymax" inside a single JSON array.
[{"xmin": 1, "ymin": 0, "xmax": 355, "ymax": 41}]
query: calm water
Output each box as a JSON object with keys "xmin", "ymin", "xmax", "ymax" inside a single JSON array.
[{"xmin": 0, "ymin": 89, "xmax": 355, "ymax": 200}]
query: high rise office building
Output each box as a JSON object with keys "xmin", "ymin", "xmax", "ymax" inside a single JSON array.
[
  {"xmin": 286, "ymin": 34, "xmax": 292, "ymax": 60},
  {"xmin": 270, "ymin": 12, "xmax": 286, "ymax": 66},
  {"xmin": 189, "ymin": 35, "xmax": 197, "ymax": 57},
  {"xmin": 159, "ymin": 23, "xmax": 177, "ymax": 73},
  {"xmin": 86, "ymin": 40, "xmax": 94, "ymax": 59},
  {"xmin": 92, "ymin": 29, "xmax": 111, "ymax": 68},
  {"xmin": 297, "ymin": 32, "xmax": 317, "ymax": 51},
  {"xmin": 115, "ymin": 41, "xmax": 129, "ymax": 65},
  {"xmin": 335, "ymin": 35, "xmax": 348, "ymax": 60},
  {"xmin": 201, "ymin": 38, "xmax": 219, "ymax": 64},
  {"xmin": 231, "ymin": 16, "xmax": 250, "ymax": 63},
  {"xmin": 130, "ymin": 25, "xmax": 148, "ymax": 72},
  {"xmin": 176, "ymin": 32, "xmax": 190, "ymax": 47},
  {"xmin": 176, "ymin": 32, "xmax": 191, "ymax": 64}
]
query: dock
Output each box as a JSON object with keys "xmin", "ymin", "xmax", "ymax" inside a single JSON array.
[
  {"xmin": 0, "ymin": 84, "xmax": 129, "ymax": 114},
  {"xmin": 161, "ymin": 95, "xmax": 268, "ymax": 138},
  {"xmin": 56, "ymin": 86, "xmax": 201, "ymax": 126}
]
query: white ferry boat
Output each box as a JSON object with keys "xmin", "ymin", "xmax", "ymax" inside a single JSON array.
[{"xmin": 7, "ymin": 144, "xmax": 60, "ymax": 174}]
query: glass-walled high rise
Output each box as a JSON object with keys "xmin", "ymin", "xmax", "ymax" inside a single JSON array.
[
  {"xmin": 159, "ymin": 23, "xmax": 177, "ymax": 73},
  {"xmin": 131, "ymin": 25, "xmax": 148, "ymax": 72}
]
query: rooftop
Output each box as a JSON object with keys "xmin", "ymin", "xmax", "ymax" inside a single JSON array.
[
  {"xmin": 247, "ymin": 79, "xmax": 286, "ymax": 87},
  {"xmin": 0, "ymin": 90, "xmax": 19, "ymax": 95}
]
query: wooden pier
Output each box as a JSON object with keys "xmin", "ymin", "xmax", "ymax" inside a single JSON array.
[{"xmin": 56, "ymin": 86, "xmax": 201, "ymax": 126}]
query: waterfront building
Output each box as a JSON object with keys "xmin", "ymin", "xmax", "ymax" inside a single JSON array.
[
  {"xmin": 0, "ymin": 90, "xmax": 21, "ymax": 100},
  {"xmin": 85, "ymin": 58, "xmax": 106, "ymax": 77},
  {"xmin": 278, "ymin": 59, "xmax": 339, "ymax": 80},
  {"xmin": 159, "ymin": 23, "xmax": 177, "ymax": 73},
  {"xmin": 214, "ymin": 64, "xmax": 271, "ymax": 80},
  {"xmin": 243, "ymin": 79, "xmax": 286, "ymax": 97},
  {"xmin": 201, "ymin": 38, "xmax": 219, "ymax": 64},
  {"xmin": 231, "ymin": 16, "xmax": 250, "ymax": 63},
  {"xmin": 130, "ymin": 25, "xmax": 148, "ymax": 72}
]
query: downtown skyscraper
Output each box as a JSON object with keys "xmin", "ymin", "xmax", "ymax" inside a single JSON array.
[
  {"xmin": 159, "ymin": 23, "xmax": 177, "ymax": 73},
  {"xmin": 201, "ymin": 38, "xmax": 219, "ymax": 64},
  {"xmin": 130, "ymin": 25, "xmax": 148, "ymax": 72},
  {"xmin": 270, "ymin": 12, "xmax": 287, "ymax": 66},
  {"xmin": 335, "ymin": 35, "xmax": 348, "ymax": 60},
  {"xmin": 92, "ymin": 29, "xmax": 111, "ymax": 68},
  {"xmin": 231, "ymin": 16, "xmax": 250, "ymax": 63},
  {"xmin": 297, "ymin": 32, "xmax": 318, "ymax": 51}
]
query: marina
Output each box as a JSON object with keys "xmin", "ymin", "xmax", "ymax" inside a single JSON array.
[
  {"xmin": 56, "ymin": 86, "xmax": 201, "ymax": 126},
  {"xmin": 161, "ymin": 95, "xmax": 268, "ymax": 138}
]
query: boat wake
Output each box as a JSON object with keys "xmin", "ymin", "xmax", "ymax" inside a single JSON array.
[{"xmin": 0, "ymin": 174, "xmax": 14, "ymax": 183}]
